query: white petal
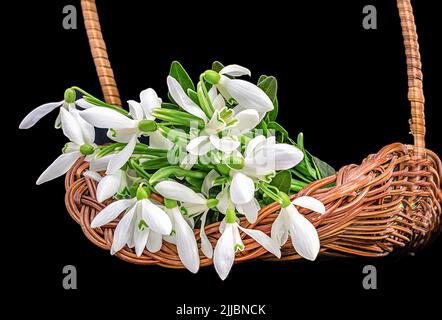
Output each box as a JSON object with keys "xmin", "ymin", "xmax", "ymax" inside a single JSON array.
[
  {"xmin": 271, "ymin": 209, "xmax": 289, "ymax": 246},
  {"xmin": 83, "ymin": 170, "xmax": 102, "ymax": 182},
  {"xmin": 140, "ymin": 88, "xmax": 161, "ymax": 119},
  {"xmin": 216, "ymin": 190, "xmax": 229, "ymax": 215},
  {"xmin": 60, "ymin": 108, "xmax": 84, "ymax": 145},
  {"xmin": 245, "ymin": 135, "xmax": 266, "ymax": 159},
  {"xmin": 237, "ymin": 224, "xmax": 281, "ymax": 258},
  {"xmin": 141, "ymin": 200, "xmax": 172, "ymax": 235},
  {"xmin": 285, "ymin": 205, "xmax": 320, "ymax": 261},
  {"xmin": 219, "ymin": 76, "xmax": 273, "ymax": 112},
  {"xmin": 19, "ymin": 101, "xmax": 63, "ymax": 129},
  {"xmin": 149, "ymin": 130, "xmax": 173, "ymax": 150},
  {"xmin": 213, "ymin": 223, "xmax": 235, "ymax": 280},
  {"xmin": 155, "ymin": 180, "xmax": 207, "ymax": 204},
  {"xmin": 36, "ymin": 151, "xmax": 81, "ymax": 185},
  {"xmin": 107, "ymin": 128, "xmax": 138, "ymax": 143},
  {"xmin": 252, "ymin": 143, "xmax": 304, "ymax": 171},
  {"xmin": 201, "ymin": 169, "xmax": 220, "ymax": 197},
  {"xmin": 172, "ymin": 208, "xmax": 200, "ymax": 273},
  {"xmin": 292, "ymin": 196, "xmax": 326, "ymax": 214},
  {"xmin": 80, "ymin": 107, "xmax": 136, "ymax": 129},
  {"xmin": 106, "ymin": 135, "xmax": 137, "ymax": 174},
  {"xmin": 234, "ymin": 109, "xmax": 260, "ymax": 134},
  {"xmin": 71, "ymin": 109, "xmax": 95, "ymax": 144},
  {"xmin": 219, "ymin": 64, "xmax": 251, "ymax": 77},
  {"xmin": 200, "ymin": 210, "xmax": 213, "ymax": 259},
  {"xmin": 208, "ymin": 86, "xmax": 217, "ymax": 103},
  {"xmin": 180, "ymin": 153, "xmax": 198, "ymax": 170},
  {"xmin": 230, "ymin": 172, "xmax": 255, "ymax": 205},
  {"xmin": 133, "ymin": 208, "xmax": 150, "ymax": 256},
  {"xmin": 209, "ymin": 135, "xmax": 240, "ymax": 153},
  {"xmin": 110, "ymin": 206, "xmax": 136, "ymax": 254},
  {"xmin": 75, "ymin": 98, "xmax": 96, "ymax": 109},
  {"xmin": 186, "ymin": 135, "xmax": 211, "ymax": 156},
  {"xmin": 89, "ymin": 154, "xmax": 113, "ymax": 172},
  {"xmin": 236, "ymin": 198, "xmax": 260, "ymax": 224},
  {"xmin": 96, "ymin": 172, "xmax": 122, "ymax": 202},
  {"xmin": 90, "ymin": 199, "xmax": 135, "ymax": 228},
  {"xmin": 212, "ymin": 94, "xmax": 225, "ymax": 111},
  {"xmin": 127, "ymin": 100, "xmax": 144, "ymax": 120},
  {"xmin": 167, "ymin": 76, "xmax": 208, "ymax": 121},
  {"xmin": 146, "ymin": 230, "xmax": 163, "ymax": 252}
]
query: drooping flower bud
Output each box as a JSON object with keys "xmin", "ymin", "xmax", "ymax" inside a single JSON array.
[
  {"xmin": 138, "ymin": 119, "xmax": 158, "ymax": 132},
  {"xmin": 203, "ymin": 70, "xmax": 221, "ymax": 85},
  {"xmin": 64, "ymin": 88, "xmax": 76, "ymax": 104}
]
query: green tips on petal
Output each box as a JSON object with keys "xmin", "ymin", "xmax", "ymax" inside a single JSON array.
[
  {"xmin": 138, "ymin": 119, "xmax": 158, "ymax": 133},
  {"xmin": 136, "ymin": 186, "xmax": 150, "ymax": 200},
  {"xmin": 79, "ymin": 144, "xmax": 95, "ymax": 155},
  {"xmin": 64, "ymin": 88, "xmax": 76, "ymax": 104},
  {"xmin": 279, "ymin": 192, "xmax": 291, "ymax": 208},
  {"xmin": 138, "ymin": 219, "xmax": 149, "ymax": 231},
  {"xmin": 203, "ymin": 70, "xmax": 221, "ymax": 85}
]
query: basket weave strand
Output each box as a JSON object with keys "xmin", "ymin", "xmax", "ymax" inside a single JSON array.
[{"xmin": 66, "ymin": 0, "xmax": 442, "ymax": 268}]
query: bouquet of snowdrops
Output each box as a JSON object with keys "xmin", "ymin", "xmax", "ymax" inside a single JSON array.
[{"xmin": 20, "ymin": 61, "xmax": 334, "ymax": 280}]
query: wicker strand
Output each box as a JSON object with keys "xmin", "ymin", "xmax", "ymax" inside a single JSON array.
[
  {"xmin": 80, "ymin": 0, "xmax": 121, "ymax": 106},
  {"xmin": 397, "ymin": 0, "xmax": 426, "ymax": 157}
]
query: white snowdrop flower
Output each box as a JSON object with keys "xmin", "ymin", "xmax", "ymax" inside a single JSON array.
[
  {"xmin": 36, "ymin": 108, "xmax": 96, "ymax": 185},
  {"xmin": 271, "ymin": 195, "xmax": 325, "ymax": 261},
  {"xmin": 203, "ymin": 64, "xmax": 274, "ymax": 114},
  {"xmin": 214, "ymin": 208, "xmax": 281, "ymax": 280},
  {"xmin": 19, "ymin": 88, "xmax": 95, "ymax": 129},
  {"xmin": 80, "ymin": 89, "xmax": 172, "ymax": 174},
  {"xmin": 167, "ymin": 76, "xmax": 260, "ymax": 157},
  {"xmin": 90, "ymin": 187, "xmax": 172, "ymax": 256},
  {"xmin": 155, "ymin": 180, "xmax": 219, "ymax": 259},
  {"xmin": 215, "ymin": 135, "xmax": 304, "ymax": 223}
]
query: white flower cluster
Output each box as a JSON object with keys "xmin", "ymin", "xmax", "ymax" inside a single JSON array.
[{"xmin": 20, "ymin": 63, "xmax": 326, "ymax": 280}]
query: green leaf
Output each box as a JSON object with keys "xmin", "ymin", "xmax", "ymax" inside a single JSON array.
[
  {"xmin": 312, "ymin": 156, "xmax": 336, "ymax": 179},
  {"xmin": 212, "ymin": 61, "xmax": 224, "ymax": 73},
  {"xmin": 187, "ymin": 89, "xmax": 200, "ymax": 105},
  {"xmin": 267, "ymin": 96, "xmax": 279, "ymax": 122},
  {"xmin": 161, "ymin": 102, "xmax": 180, "ymax": 110},
  {"xmin": 258, "ymin": 76, "xmax": 277, "ymax": 102},
  {"xmin": 270, "ymin": 170, "xmax": 292, "ymax": 194},
  {"xmin": 258, "ymin": 75, "xmax": 268, "ymax": 85},
  {"xmin": 267, "ymin": 121, "xmax": 288, "ymax": 142},
  {"xmin": 169, "ymin": 61, "xmax": 195, "ymax": 92}
]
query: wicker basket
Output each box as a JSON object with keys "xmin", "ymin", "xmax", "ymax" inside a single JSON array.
[{"xmin": 65, "ymin": 0, "xmax": 441, "ymax": 268}]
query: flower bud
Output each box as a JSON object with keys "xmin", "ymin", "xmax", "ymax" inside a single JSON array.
[
  {"xmin": 206, "ymin": 198, "xmax": 219, "ymax": 209},
  {"xmin": 225, "ymin": 207, "xmax": 237, "ymax": 224},
  {"xmin": 164, "ymin": 198, "xmax": 177, "ymax": 209},
  {"xmin": 203, "ymin": 70, "xmax": 221, "ymax": 85},
  {"xmin": 226, "ymin": 156, "xmax": 244, "ymax": 170},
  {"xmin": 138, "ymin": 119, "xmax": 158, "ymax": 132},
  {"xmin": 64, "ymin": 88, "xmax": 76, "ymax": 104},
  {"xmin": 136, "ymin": 186, "xmax": 150, "ymax": 200},
  {"xmin": 80, "ymin": 144, "xmax": 95, "ymax": 155}
]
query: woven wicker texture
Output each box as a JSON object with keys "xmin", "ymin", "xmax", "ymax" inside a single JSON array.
[{"xmin": 69, "ymin": 0, "xmax": 441, "ymax": 268}]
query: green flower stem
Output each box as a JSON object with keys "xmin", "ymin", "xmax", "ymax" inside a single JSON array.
[
  {"xmin": 96, "ymin": 143, "xmax": 167, "ymax": 158},
  {"xmin": 157, "ymin": 125, "xmax": 190, "ymax": 142},
  {"xmin": 70, "ymin": 86, "xmax": 130, "ymax": 116},
  {"xmin": 149, "ymin": 166, "xmax": 206, "ymax": 185},
  {"xmin": 140, "ymin": 157, "xmax": 171, "ymax": 170},
  {"xmin": 197, "ymin": 77, "xmax": 215, "ymax": 116},
  {"xmin": 259, "ymin": 182, "xmax": 282, "ymax": 203},
  {"xmin": 152, "ymin": 108, "xmax": 205, "ymax": 129},
  {"xmin": 129, "ymin": 159, "xmax": 151, "ymax": 179}
]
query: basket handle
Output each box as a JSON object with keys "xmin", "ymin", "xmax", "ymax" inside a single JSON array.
[
  {"xmin": 80, "ymin": 0, "xmax": 426, "ymax": 156},
  {"xmin": 80, "ymin": 0, "xmax": 121, "ymax": 106},
  {"xmin": 397, "ymin": 0, "xmax": 426, "ymax": 157}
]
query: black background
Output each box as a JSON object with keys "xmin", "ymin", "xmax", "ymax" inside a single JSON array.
[{"xmin": 6, "ymin": 0, "xmax": 441, "ymax": 316}]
